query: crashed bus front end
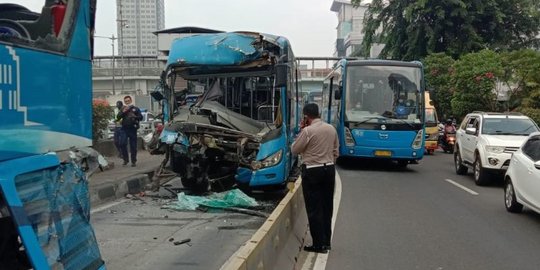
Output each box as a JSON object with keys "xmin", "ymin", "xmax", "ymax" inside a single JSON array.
[{"xmin": 154, "ymin": 31, "xmax": 295, "ymax": 192}]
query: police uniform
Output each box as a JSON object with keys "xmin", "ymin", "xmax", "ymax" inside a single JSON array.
[{"xmin": 292, "ymin": 118, "xmax": 339, "ymax": 249}]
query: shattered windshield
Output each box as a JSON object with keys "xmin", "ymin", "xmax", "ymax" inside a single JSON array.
[
  {"xmin": 173, "ymin": 75, "xmax": 283, "ymax": 133},
  {"xmin": 345, "ymin": 65, "xmax": 423, "ymax": 124}
]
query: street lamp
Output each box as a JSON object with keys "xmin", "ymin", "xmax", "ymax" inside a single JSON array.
[
  {"xmin": 117, "ymin": 2, "xmax": 128, "ymax": 93},
  {"xmin": 94, "ymin": 34, "xmax": 117, "ymax": 96}
]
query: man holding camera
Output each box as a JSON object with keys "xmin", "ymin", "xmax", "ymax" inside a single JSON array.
[{"xmin": 117, "ymin": 95, "xmax": 143, "ymax": 167}]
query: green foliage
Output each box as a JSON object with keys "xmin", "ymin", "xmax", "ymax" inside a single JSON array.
[
  {"xmin": 451, "ymin": 50, "xmax": 503, "ymax": 119},
  {"xmin": 354, "ymin": 0, "xmax": 540, "ymax": 60},
  {"xmin": 92, "ymin": 99, "xmax": 113, "ymax": 143},
  {"xmin": 423, "ymin": 53, "xmax": 455, "ymax": 119},
  {"xmin": 520, "ymin": 107, "xmax": 540, "ymax": 126},
  {"xmin": 500, "ymin": 49, "xmax": 540, "ymax": 110}
]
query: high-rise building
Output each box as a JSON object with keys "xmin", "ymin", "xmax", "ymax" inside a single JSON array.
[
  {"xmin": 116, "ymin": 0, "xmax": 165, "ymax": 56},
  {"xmin": 331, "ymin": 0, "xmax": 383, "ymax": 58}
]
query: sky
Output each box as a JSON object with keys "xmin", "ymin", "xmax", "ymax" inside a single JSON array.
[{"xmin": 6, "ymin": 0, "xmax": 338, "ymax": 57}]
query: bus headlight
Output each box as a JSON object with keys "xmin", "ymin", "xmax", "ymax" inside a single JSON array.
[
  {"xmin": 251, "ymin": 149, "xmax": 283, "ymax": 170},
  {"xmin": 411, "ymin": 130, "xmax": 424, "ymax": 150},
  {"xmin": 345, "ymin": 127, "xmax": 356, "ymax": 146}
]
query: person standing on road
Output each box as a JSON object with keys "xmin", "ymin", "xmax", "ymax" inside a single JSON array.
[
  {"xmin": 113, "ymin": 100, "xmax": 127, "ymax": 159},
  {"xmin": 117, "ymin": 96, "xmax": 143, "ymax": 167},
  {"xmin": 292, "ymin": 103, "xmax": 339, "ymax": 253}
]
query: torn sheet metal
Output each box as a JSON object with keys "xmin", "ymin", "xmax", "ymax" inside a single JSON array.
[
  {"xmin": 164, "ymin": 189, "xmax": 259, "ymax": 211},
  {"xmin": 167, "ymin": 32, "xmax": 283, "ymax": 67}
]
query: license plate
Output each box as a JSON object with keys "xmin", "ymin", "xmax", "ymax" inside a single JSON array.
[{"xmin": 374, "ymin": 150, "xmax": 392, "ymax": 157}]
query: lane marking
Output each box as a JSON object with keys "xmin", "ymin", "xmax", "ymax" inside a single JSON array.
[
  {"xmin": 445, "ymin": 179, "xmax": 479, "ymax": 195},
  {"xmin": 90, "ymin": 200, "xmax": 126, "ymax": 215},
  {"xmin": 307, "ymin": 170, "xmax": 342, "ymax": 270}
]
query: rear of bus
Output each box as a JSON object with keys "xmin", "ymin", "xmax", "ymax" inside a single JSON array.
[{"xmin": 424, "ymin": 93, "xmax": 439, "ymax": 154}]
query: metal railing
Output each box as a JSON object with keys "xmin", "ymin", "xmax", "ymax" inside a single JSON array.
[{"xmin": 92, "ymin": 56, "xmax": 164, "ymax": 77}]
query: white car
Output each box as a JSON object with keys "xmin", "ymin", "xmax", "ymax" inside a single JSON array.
[
  {"xmin": 454, "ymin": 112, "xmax": 539, "ymax": 185},
  {"xmin": 504, "ymin": 132, "xmax": 540, "ymax": 214}
]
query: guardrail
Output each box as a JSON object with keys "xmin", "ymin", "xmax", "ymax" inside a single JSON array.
[{"xmin": 220, "ymin": 179, "xmax": 308, "ymax": 270}]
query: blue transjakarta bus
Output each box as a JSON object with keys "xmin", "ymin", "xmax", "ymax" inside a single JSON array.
[
  {"xmin": 152, "ymin": 31, "xmax": 299, "ymax": 191},
  {"xmin": 321, "ymin": 60, "xmax": 426, "ymax": 167},
  {"xmin": 0, "ymin": 1, "xmax": 106, "ymax": 269}
]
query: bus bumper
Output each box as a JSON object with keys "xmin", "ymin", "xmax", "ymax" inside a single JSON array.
[
  {"xmin": 341, "ymin": 146, "xmax": 424, "ymax": 160},
  {"xmin": 425, "ymin": 140, "xmax": 438, "ymax": 151}
]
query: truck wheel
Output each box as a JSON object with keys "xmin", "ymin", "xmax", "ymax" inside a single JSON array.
[
  {"xmin": 504, "ymin": 179, "xmax": 523, "ymax": 213},
  {"xmin": 473, "ymin": 153, "xmax": 489, "ymax": 186},
  {"xmin": 454, "ymin": 149, "xmax": 468, "ymax": 175}
]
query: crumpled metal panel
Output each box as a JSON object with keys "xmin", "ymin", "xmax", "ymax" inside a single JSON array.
[
  {"xmin": 13, "ymin": 158, "xmax": 104, "ymax": 270},
  {"xmin": 167, "ymin": 33, "xmax": 262, "ymax": 67}
]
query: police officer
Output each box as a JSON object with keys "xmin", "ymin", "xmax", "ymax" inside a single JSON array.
[
  {"xmin": 292, "ymin": 103, "xmax": 339, "ymax": 253},
  {"xmin": 117, "ymin": 96, "xmax": 143, "ymax": 167}
]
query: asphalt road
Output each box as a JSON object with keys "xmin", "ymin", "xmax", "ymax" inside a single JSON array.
[
  {"xmin": 90, "ymin": 178, "xmax": 282, "ymax": 270},
  {"xmin": 326, "ymin": 150, "xmax": 540, "ymax": 270}
]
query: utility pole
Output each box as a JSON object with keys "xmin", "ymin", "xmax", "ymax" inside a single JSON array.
[
  {"xmin": 95, "ymin": 35, "xmax": 118, "ymax": 96},
  {"xmin": 117, "ymin": 0, "xmax": 128, "ymax": 93}
]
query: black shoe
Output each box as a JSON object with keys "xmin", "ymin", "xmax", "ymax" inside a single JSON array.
[
  {"xmin": 323, "ymin": 245, "xmax": 331, "ymax": 250},
  {"xmin": 303, "ymin": 245, "xmax": 328, "ymax": 253},
  {"xmin": 122, "ymin": 161, "xmax": 128, "ymax": 166},
  {"xmin": 131, "ymin": 163, "xmax": 136, "ymax": 167}
]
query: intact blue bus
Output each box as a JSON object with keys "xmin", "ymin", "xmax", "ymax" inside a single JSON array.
[
  {"xmin": 0, "ymin": 1, "xmax": 105, "ymax": 269},
  {"xmin": 153, "ymin": 31, "xmax": 299, "ymax": 191},
  {"xmin": 321, "ymin": 59, "xmax": 426, "ymax": 167}
]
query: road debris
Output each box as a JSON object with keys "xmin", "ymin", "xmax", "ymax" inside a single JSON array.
[{"xmin": 173, "ymin": 239, "xmax": 191, "ymax": 246}]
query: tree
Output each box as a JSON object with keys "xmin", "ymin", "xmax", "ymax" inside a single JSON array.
[
  {"xmin": 92, "ymin": 99, "xmax": 113, "ymax": 143},
  {"xmin": 353, "ymin": 0, "xmax": 540, "ymax": 60},
  {"xmin": 451, "ymin": 50, "xmax": 503, "ymax": 119},
  {"xmin": 500, "ymin": 49, "xmax": 540, "ymax": 110},
  {"xmin": 423, "ymin": 53, "xmax": 455, "ymax": 119}
]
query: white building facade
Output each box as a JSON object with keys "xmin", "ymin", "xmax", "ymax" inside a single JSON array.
[
  {"xmin": 117, "ymin": 0, "xmax": 165, "ymax": 56},
  {"xmin": 331, "ymin": 0, "xmax": 383, "ymax": 58}
]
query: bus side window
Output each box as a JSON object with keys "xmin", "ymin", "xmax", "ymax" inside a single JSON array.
[{"xmin": 0, "ymin": 1, "xmax": 74, "ymax": 52}]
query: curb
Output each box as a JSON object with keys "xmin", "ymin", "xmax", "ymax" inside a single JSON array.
[
  {"xmin": 220, "ymin": 178, "xmax": 308, "ymax": 270},
  {"xmin": 89, "ymin": 168, "xmax": 156, "ymax": 207}
]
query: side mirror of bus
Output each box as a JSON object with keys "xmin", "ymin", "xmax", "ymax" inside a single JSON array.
[
  {"xmin": 334, "ymin": 88, "xmax": 342, "ymax": 100},
  {"xmin": 275, "ymin": 64, "xmax": 288, "ymax": 88},
  {"xmin": 334, "ymin": 81, "xmax": 343, "ymax": 100},
  {"xmin": 150, "ymin": 87, "xmax": 165, "ymax": 101}
]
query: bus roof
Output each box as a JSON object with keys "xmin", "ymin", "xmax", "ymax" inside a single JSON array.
[
  {"xmin": 166, "ymin": 32, "xmax": 289, "ymax": 69},
  {"xmin": 343, "ymin": 59, "xmax": 423, "ymax": 68}
]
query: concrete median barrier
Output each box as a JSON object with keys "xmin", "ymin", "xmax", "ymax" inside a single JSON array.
[{"xmin": 220, "ymin": 178, "xmax": 308, "ymax": 270}]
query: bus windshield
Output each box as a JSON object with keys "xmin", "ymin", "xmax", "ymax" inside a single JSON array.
[
  {"xmin": 345, "ymin": 65, "xmax": 423, "ymax": 124},
  {"xmin": 425, "ymin": 108, "xmax": 437, "ymax": 126}
]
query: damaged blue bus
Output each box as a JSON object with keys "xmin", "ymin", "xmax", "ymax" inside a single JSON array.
[
  {"xmin": 322, "ymin": 59, "xmax": 426, "ymax": 167},
  {"xmin": 152, "ymin": 31, "xmax": 299, "ymax": 192},
  {"xmin": 0, "ymin": 1, "xmax": 105, "ymax": 269}
]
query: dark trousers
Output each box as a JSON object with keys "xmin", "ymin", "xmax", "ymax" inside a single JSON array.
[
  {"xmin": 120, "ymin": 128, "xmax": 138, "ymax": 164},
  {"xmin": 302, "ymin": 164, "xmax": 335, "ymax": 247}
]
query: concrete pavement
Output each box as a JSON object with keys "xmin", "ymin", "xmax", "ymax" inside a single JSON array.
[{"xmin": 89, "ymin": 150, "xmax": 166, "ymax": 207}]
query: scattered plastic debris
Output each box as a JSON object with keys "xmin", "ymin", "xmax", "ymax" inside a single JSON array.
[{"xmin": 164, "ymin": 189, "xmax": 259, "ymax": 211}]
